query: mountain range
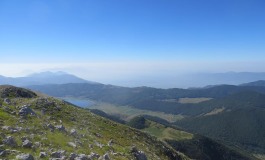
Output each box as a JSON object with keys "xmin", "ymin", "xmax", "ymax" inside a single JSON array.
[
  {"xmin": 0, "ymin": 71, "xmax": 95, "ymax": 86},
  {"xmin": 2, "ymin": 71, "xmax": 265, "ymax": 88}
]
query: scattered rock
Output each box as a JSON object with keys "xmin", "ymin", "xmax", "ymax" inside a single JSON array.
[
  {"xmin": 68, "ymin": 142, "xmax": 77, "ymax": 148},
  {"xmin": 21, "ymin": 136, "xmax": 28, "ymax": 142},
  {"xmin": 95, "ymin": 133, "xmax": 102, "ymax": 138},
  {"xmin": 34, "ymin": 142, "xmax": 41, "ymax": 148},
  {"xmin": 89, "ymin": 152, "xmax": 100, "ymax": 159},
  {"xmin": 2, "ymin": 126, "xmax": 15, "ymax": 132},
  {"xmin": 4, "ymin": 98, "xmax": 11, "ymax": 104},
  {"xmin": 102, "ymin": 153, "xmax": 110, "ymax": 160},
  {"xmin": 75, "ymin": 140, "xmax": 83, "ymax": 146},
  {"xmin": 2, "ymin": 106, "xmax": 15, "ymax": 114},
  {"xmin": 22, "ymin": 139, "xmax": 33, "ymax": 148},
  {"xmin": 107, "ymin": 139, "xmax": 113, "ymax": 146},
  {"xmin": 75, "ymin": 154, "xmax": 89, "ymax": 160},
  {"xmin": 39, "ymin": 152, "xmax": 47, "ymax": 158},
  {"xmin": 18, "ymin": 105, "xmax": 36, "ymax": 117},
  {"xmin": 55, "ymin": 125, "xmax": 66, "ymax": 132},
  {"xmin": 29, "ymin": 134, "xmax": 35, "ymax": 139},
  {"xmin": 70, "ymin": 129, "xmax": 77, "ymax": 136},
  {"xmin": 0, "ymin": 149, "xmax": 7, "ymax": 156},
  {"xmin": 131, "ymin": 146, "xmax": 147, "ymax": 160},
  {"xmin": 94, "ymin": 141, "xmax": 104, "ymax": 148},
  {"xmin": 47, "ymin": 124, "xmax": 55, "ymax": 131},
  {"xmin": 70, "ymin": 117, "xmax": 76, "ymax": 121},
  {"xmin": 51, "ymin": 150, "xmax": 65, "ymax": 158},
  {"xmin": 69, "ymin": 153, "xmax": 78, "ymax": 160},
  {"xmin": 2, "ymin": 136, "xmax": 17, "ymax": 147},
  {"xmin": 16, "ymin": 153, "xmax": 34, "ymax": 160}
]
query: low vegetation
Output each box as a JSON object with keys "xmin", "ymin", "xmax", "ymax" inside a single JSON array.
[
  {"xmin": 89, "ymin": 102, "xmax": 183, "ymax": 122},
  {"xmin": 0, "ymin": 86, "xmax": 189, "ymax": 160},
  {"xmin": 127, "ymin": 116, "xmax": 253, "ymax": 160}
]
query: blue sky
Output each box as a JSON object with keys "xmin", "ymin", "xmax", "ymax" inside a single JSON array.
[{"xmin": 0, "ymin": 0, "xmax": 265, "ymax": 86}]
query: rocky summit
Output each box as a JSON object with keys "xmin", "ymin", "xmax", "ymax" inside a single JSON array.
[{"xmin": 0, "ymin": 86, "xmax": 189, "ymax": 160}]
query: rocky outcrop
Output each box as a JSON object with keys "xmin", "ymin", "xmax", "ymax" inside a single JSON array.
[
  {"xmin": 18, "ymin": 105, "xmax": 36, "ymax": 117},
  {"xmin": 22, "ymin": 139, "xmax": 33, "ymax": 148},
  {"xmin": 55, "ymin": 125, "xmax": 66, "ymax": 132},
  {"xmin": 0, "ymin": 86, "xmax": 37, "ymax": 98},
  {"xmin": 102, "ymin": 153, "xmax": 110, "ymax": 160},
  {"xmin": 4, "ymin": 98, "xmax": 11, "ymax": 104},
  {"xmin": 16, "ymin": 153, "xmax": 34, "ymax": 160},
  {"xmin": 70, "ymin": 129, "xmax": 77, "ymax": 136},
  {"xmin": 51, "ymin": 150, "xmax": 65, "ymax": 158},
  {"xmin": 2, "ymin": 136, "xmax": 17, "ymax": 147},
  {"xmin": 131, "ymin": 146, "xmax": 147, "ymax": 160},
  {"xmin": 68, "ymin": 142, "xmax": 77, "ymax": 148},
  {"xmin": 39, "ymin": 152, "xmax": 47, "ymax": 158},
  {"xmin": 69, "ymin": 153, "xmax": 78, "ymax": 160}
]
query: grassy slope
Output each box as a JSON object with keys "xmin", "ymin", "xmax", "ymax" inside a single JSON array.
[
  {"xmin": 89, "ymin": 102, "xmax": 183, "ymax": 122},
  {"xmin": 128, "ymin": 117, "xmax": 254, "ymax": 160},
  {"xmin": 142, "ymin": 120, "xmax": 193, "ymax": 141},
  {"xmin": 0, "ymin": 86, "xmax": 189, "ymax": 160},
  {"xmin": 175, "ymin": 91, "xmax": 265, "ymax": 156}
]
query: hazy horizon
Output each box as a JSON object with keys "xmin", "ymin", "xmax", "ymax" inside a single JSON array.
[{"xmin": 2, "ymin": 69, "xmax": 265, "ymax": 89}]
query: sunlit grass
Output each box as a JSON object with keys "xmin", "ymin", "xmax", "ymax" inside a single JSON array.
[{"xmin": 90, "ymin": 102, "xmax": 183, "ymax": 122}]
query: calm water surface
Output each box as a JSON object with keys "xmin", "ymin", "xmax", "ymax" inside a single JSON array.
[{"xmin": 59, "ymin": 97, "xmax": 94, "ymax": 108}]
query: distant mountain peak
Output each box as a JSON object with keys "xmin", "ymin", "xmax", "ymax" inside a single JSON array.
[
  {"xmin": 27, "ymin": 71, "xmax": 69, "ymax": 77},
  {"xmin": 0, "ymin": 71, "xmax": 97, "ymax": 86}
]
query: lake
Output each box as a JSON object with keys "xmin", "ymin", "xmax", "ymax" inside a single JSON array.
[{"xmin": 59, "ymin": 97, "xmax": 94, "ymax": 108}]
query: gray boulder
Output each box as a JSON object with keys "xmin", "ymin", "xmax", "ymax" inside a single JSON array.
[
  {"xmin": 16, "ymin": 153, "xmax": 34, "ymax": 160},
  {"xmin": 70, "ymin": 129, "xmax": 77, "ymax": 136},
  {"xmin": 2, "ymin": 136, "xmax": 17, "ymax": 147},
  {"xmin": 55, "ymin": 125, "xmax": 66, "ymax": 132},
  {"xmin": 39, "ymin": 152, "xmax": 47, "ymax": 158},
  {"xmin": 4, "ymin": 98, "xmax": 11, "ymax": 104},
  {"xmin": 47, "ymin": 124, "xmax": 55, "ymax": 131},
  {"xmin": 2, "ymin": 126, "xmax": 19, "ymax": 133},
  {"xmin": 69, "ymin": 153, "xmax": 78, "ymax": 160},
  {"xmin": 68, "ymin": 142, "xmax": 77, "ymax": 148},
  {"xmin": 22, "ymin": 139, "xmax": 33, "ymax": 148},
  {"xmin": 0, "ymin": 150, "xmax": 7, "ymax": 156},
  {"xmin": 75, "ymin": 154, "xmax": 89, "ymax": 160},
  {"xmin": 2, "ymin": 106, "xmax": 15, "ymax": 114},
  {"xmin": 107, "ymin": 139, "xmax": 113, "ymax": 146},
  {"xmin": 51, "ymin": 150, "xmax": 65, "ymax": 158},
  {"xmin": 34, "ymin": 142, "xmax": 41, "ymax": 148},
  {"xmin": 89, "ymin": 152, "xmax": 100, "ymax": 159},
  {"xmin": 18, "ymin": 105, "xmax": 36, "ymax": 116},
  {"xmin": 102, "ymin": 153, "xmax": 110, "ymax": 160},
  {"xmin": 131, "ymin": 146, "xmax": 147, "ymax": 160}
]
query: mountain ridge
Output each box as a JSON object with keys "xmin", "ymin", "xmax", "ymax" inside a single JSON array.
[{"xmin": 0, "ymin": 71, "xmax": 97, "ymax": 86}]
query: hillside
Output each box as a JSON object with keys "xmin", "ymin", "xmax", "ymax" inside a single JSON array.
[
  {"xmin": 0, "ymin": 85, "xmax": 188, "ymax": 160},
  {"xmin": 127, "ymin": 116, "xmax": 253, "ymax": 160},
  {"xmin": 28, "ymin": 83, "xmax": 265, "ymax": 157},
  {"xmin": 240, "ymin": 80, "xmax": 265, "ymax": 87},
  {"xmin": 28, "ymin": 83, "xmax": 265, "ymax": 115},
  {"xmin": 175, "ymin": 91, "xmax": 265, "ymax": 155}
]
